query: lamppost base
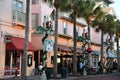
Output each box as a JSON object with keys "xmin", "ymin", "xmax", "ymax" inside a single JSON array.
[
  {"xmin": 83, "ymin": 68, "xmax": 87, "ymax": 76},
  {"xmin": 40, "ymin": 71, "xmax": 47, "ymax": 80}
]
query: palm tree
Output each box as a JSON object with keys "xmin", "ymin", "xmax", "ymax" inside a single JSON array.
[
  {"xmin": 62, "ymin": 0, "xmax": 95, "ymax": 75},
  {"xmin": 92, "ymin": 10, "xmax": 117, "ymax": 66},
  {"xmin": 42, "ymin": 0, "xmax": 88, "ymax": 76},
  {"xmin": 91, "ymin": 6, "xmax": 107, "ymax": 61},
  {"xmin": 77, "ymin": 0, "xmax": 98, "ymax": 68},
  {"xmin": 21, "ymin": 0, "xmax": 30, "ymax": 79},
  {"xmin": 65, "ymin": 1, "xmax": 81, "ymax": 76},
  {"xmin": 115, "ymin": 20, "xmax": 120, "ymax": 67},
  {"xmin": 105, "ymin": 14, "xmax": 116, "ymax": 49},
  {"xmin": 42, "ymin": 0, "xmax": 103, "ymax": 76}
]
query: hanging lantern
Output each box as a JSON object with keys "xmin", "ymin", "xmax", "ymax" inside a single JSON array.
[{"xmin": 87, "ymin": 48, "xmax": 92, "ymax": 53}]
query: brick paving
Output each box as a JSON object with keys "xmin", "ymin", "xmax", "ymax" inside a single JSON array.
[{"xmin": 1, "ymin": 73, "xmax": 120, "ymax": 80}]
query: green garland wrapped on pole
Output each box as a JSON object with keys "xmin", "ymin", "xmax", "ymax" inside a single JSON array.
[
  {"xmin": 35, "ymin": 20, "xmax": 54, "ymax": 80},
  {"xmin": 77, "ymin": 29, "xmax": 92, "ymax": 76}
]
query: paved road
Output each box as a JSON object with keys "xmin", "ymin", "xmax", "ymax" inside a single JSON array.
[{"xmin": 74, "ymin": 74, "xmax": 120, "ymax": 80}]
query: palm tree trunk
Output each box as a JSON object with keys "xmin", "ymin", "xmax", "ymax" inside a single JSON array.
[
  {"xmin": 73, "ymin": 12, "xmax": 77, "ymax": 76},
  {"xmin": 101, "ymin": 30, "xmax": 104, "ymax": 61},
  {"xmin": 87, "ymin": 22, "xmax": 91, "ymax": 67},
  {"xmin": 53, "ymin": 8, "xmax": 58, "ymax": 78},
  {"xmin": 116, "ymin": 36, "xmax": 120, "ymax": 67},
  {"xmin": 21, "ymin": 0, "xmax": 30, "ymax": 79}
]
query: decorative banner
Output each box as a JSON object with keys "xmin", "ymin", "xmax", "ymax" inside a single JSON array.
[{"xmin": 44, "ymin": 39, "xmax": 53, "ymax": 51}]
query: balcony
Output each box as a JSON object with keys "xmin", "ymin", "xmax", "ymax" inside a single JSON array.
[{"xmin": 12, "ymin": 10, "xmax": 25, "ymax": 27}]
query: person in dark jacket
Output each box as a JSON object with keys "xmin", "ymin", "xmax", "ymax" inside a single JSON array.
[{"xmin": 98, "ymin": 60, "xmax": 103, "ymax": 73}]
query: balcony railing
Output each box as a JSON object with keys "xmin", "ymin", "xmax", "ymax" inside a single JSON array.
[{"xmin": 12, "ymin": 10, "xmax": 25, "ymax": 25}]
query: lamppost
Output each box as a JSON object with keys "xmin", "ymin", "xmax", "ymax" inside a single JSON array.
[
  {"xmin": 35, "ymin": 18, "xmax": 54, "ymax": 80},
  {"xmin": 77, "ymin": 29, "xmax": 92, "ymax": 76}
]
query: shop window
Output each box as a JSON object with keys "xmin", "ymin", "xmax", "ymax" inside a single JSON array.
[
  {"xmin": 51, "ymin": 56, "xmax": 61, "ymax": 64},
  {"xmin": 5, "ymin": 51, "xmax": 20, "ymax": 67},
  {"xmin": 92, "ymin": 56, "xmax": 98, "ymax": 67},
  {"xmin": 5, "ymin": 51, "xmax": 10, "ymax": 66}
]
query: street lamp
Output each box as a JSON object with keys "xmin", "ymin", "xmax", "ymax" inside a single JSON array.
[
  {"xmin": 77, "ymin": 29, "xmax": 92, "ymax": 76},
  {"xmin": 35, "ymin": 19, "xmax": 54, "ymax": 80}
]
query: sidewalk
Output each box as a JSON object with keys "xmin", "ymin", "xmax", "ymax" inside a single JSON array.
[
  {"xmin": 49, "ymin": 72, "xmax": 120, "ymax": 80},
  {"xmin": 1, "ymin": 72, "xmax": 120, "ymax": 80}
]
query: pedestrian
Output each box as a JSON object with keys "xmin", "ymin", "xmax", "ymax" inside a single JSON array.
[
  {"xmin": 106, "ymin": 58, "xmax": 113, "ymax": 73},
  {"xmin": 79, "ymin": 61, "xmax": 83, "ymax": 75},
  {"xmin": 98, "ymin": 60, "xmax": 103, "ymax": 74},
  {"xmin": 113, "ymin": 60, "xmax": 118, "ymax": 70},
  {"xmin": 38, "ymin": 63, "xmax": 43, "ymax": 75}
]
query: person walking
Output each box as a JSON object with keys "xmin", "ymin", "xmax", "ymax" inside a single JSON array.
[
  {"xmin": 106, "ymin": 58, "xmax": 114, "ymax": 73},
  {"xmin": 79, "ymin": 61, "xmax": 83, "ymax": 75},
  {"xmin": 113, "ymin": 60, "xmax": 118, "ymax": 70},
  {"xmin": 98, "ymin": 60, "xmax": 103, "ymax": 74},
  {"xmin": 38, "ymin": 63, "xmax": 43, "ymax": 75}
]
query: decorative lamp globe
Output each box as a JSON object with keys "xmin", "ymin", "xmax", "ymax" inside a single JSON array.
[{"xmin": 87, "ymin": 48, "xmax": 92, "ymax": 53}]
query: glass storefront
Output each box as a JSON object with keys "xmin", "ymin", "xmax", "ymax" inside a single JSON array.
[{"xmin": 4, "ymin": 51, "xmax": 21, "ymax": 76}]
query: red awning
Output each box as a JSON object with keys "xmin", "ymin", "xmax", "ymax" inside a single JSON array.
[
  {"xmin": 58, "ymin": 45, "xmax": 72, "ymax": 53},
  {"xmin": 6, "ymin": 37, "xmax": 36, "ymax": 51},
  {"xmin": 69, "ymin": 47, "xmax": 82, "ymax": 53}
]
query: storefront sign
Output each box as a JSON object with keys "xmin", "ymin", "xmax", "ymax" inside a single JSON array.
[{"xmin": 4, "ymin": 35, "xmax": 12, "ymax": 42}]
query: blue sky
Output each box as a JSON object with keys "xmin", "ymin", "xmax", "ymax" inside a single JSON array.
[{"xmin": 110, "ymin": 0, "xmax": 120, "ymax": 20}]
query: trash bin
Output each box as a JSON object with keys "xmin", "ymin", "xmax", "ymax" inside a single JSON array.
[
  {"xmin": 45, "ymin": 68, "xmax": 52, "ymax": 79},
  {"xmin": 61, "ymin": 67, "xmax": 67, "ymax": 78}
]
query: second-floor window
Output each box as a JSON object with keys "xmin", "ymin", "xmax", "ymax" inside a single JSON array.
[
  {"xmin": 32, "ymin": 0, "xmax": 39, "ymax": 4},
  {"xmin": 13, "ymin": 0, "xmax": 23, "ymax": 12},
  {"xmin": 76, "ymin": 26, "xmax": 79, "ymax": 37},
  {"xmin": 63, "ymin": 22, "xmax": 67, "ymax": 34},
  {"xmin": 32, "ymin": 14, "xmax": 39, "ymax": 28}
]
